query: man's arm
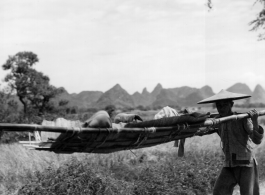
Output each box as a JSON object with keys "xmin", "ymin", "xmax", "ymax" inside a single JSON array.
[{"xmin": 246, "ymin": 109, "xmax": 264, "ymax": 144}]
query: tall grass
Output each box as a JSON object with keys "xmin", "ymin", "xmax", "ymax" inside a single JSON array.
[
  {"xmin": 0, "ymin": 143, "xmax": 91, "ymax": 194},
  {"xmin": 16, "ymin": 148, "xmax": 223, "ymax": 195},
  {"xmin": 1, "ymin": 120, "xmax": 265, "ymax": 194},
  {"xmin": 1, "ymin": 134, "xmax": 223, "ymax": 195}
]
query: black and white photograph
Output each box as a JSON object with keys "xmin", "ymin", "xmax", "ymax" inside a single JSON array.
[{"xmin": 1, "ymin": 0, "xmax": 265, "ymax": 194}]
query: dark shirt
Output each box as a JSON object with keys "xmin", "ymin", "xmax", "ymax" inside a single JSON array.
[{"xmin": 216, "ymin": 114, "xmax": 264, "ymax": 167}]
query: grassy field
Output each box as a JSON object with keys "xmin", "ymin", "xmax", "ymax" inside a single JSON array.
[
  {"xmin": 1, "ymin": 138, "xmax": 222, "ymax": 195},
  {"xmin": 2, "ymin": 133, "xmax": 265, "ymax": 195},
  {"xmin": 1, "ymin": 108, "xmax": 265, "ymax": 195}
]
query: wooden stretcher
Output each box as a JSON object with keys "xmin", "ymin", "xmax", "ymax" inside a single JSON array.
[{"xmin": 0, "ymin": 111, "xmax": 264, "ymax": 154}]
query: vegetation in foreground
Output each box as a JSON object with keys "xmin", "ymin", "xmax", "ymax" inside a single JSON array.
[
  {"xmin": 1, "ymin": 132, "xmax": 265, "ymax": 195},
  {"xmin": 18, "ymin": 151, "xmax": 222, "ymax": 195},
  {"xmin": 1, "ymin": 144, "xmax": 222, "ymax": 195}
]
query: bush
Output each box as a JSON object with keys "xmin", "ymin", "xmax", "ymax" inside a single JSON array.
[
  {"xmin": 17, "ymin": 150, "xmax": 223, "ymax": 195},
  {"xmin": 18, "ymin": 157, "xmax": 133, "ymax": 195}
]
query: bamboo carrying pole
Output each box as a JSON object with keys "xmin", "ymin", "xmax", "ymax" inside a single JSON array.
[{"xmin": 0, "ymin": 110, "xmax": 265, "ymax": 133}]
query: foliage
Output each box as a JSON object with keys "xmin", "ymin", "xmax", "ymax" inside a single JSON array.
[
  {"xmin": 132, "ymin": 151, "xmax": 222, "ymax": 195},
  {"xmin": 208, "ymin": 0, "xmax": 265, "ymax": 40},
  {"xmin": 249, "ymin": 0, "xmax": 265, "ymax": 40},
  {"xmin": 2, "ymin": 51, "xmax": 65, "ymax": 118},
  {"xmin": 0, "ymin": 91, "xmax": 20, "ymax": 123},
  {"xmin": 0, "ymin": 51, "xmax": 71, "ymax": 142},
  {"xmin": 0, "ymin": 91, "xmax": 30, "ymax": 143},
  {"xmin": 18, "ymin": 157, "xmax": 132, "ymax": 195},
  {"xmin": 13, "ymin": 148, "xmax": 224, "ymax": 195},
  {"xmin": 2, "ymin": 133, "xmax": 265, "ymax": 195}
]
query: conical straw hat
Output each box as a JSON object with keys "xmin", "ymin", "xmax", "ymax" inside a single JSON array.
[{"xmin": 197, "ymin": 89, "xmax": 251, "ymax": 104}]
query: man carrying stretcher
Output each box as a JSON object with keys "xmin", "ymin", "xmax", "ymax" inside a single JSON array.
[{"xmin": 197, "ymin": 90, "xmax": 264, "ymax": 195}]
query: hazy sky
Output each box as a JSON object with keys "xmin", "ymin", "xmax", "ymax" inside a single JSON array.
[{"xmin": 0, "ymin": 0, "xmax": 264, "ymax": 95}]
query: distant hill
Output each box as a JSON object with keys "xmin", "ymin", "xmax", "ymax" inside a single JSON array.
[
  {"xmin": 34, "ymin": 83, "xmax": 265, "ymax": 110},
  {"xmin": 131, "ymin": 91, "xmax": 144, "ymax": 106},
  {"xmin": 54, "ymin": 88, "xmax": 103, "ymax": 108},
  {"xmin": 151, "ymin": 85, "xmax": 214, "ymax": 108},
  {"xmin": 200, "ymin": 85, "xmax": 216, "ymax": 97},
  {"xmin": 226, "ymin": 83, "xmax": 252, "ymax": 105},
  {"xmin": 250, "ymin": 84, "xmax": 265, "ymax": 104},
  {"xmin": 226, "ymin": 83, "xmax": 252, "ymax": 95},
  {"xmin": 168, "ymin": 86, "xmax": 198, "ymax": 99},
  {"xmin": 132, "ymin": 87, "xmax": 155, "ymax": 107},
  {"xmin": 184, "ymin": 86, "xmax": 215, "ymax": 107},
  {"xmin": 152, "ymin": 88, "xmax": 180, "ymax": 108},
  {"xmin": 74, "ymin": 91, "xmax": 103, "ymax": 107},
  {"xmin": 94, "ymin": 84, "xmax": 135, "ymax": 109},
  {"xmin": 151, "ymin": 83, "xmax": 163, "ymax": 97}
]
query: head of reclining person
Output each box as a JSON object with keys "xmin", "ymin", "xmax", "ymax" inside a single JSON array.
[{"xmin": 104, "ymin": 105, "xmax": 116, "ymax": 119}]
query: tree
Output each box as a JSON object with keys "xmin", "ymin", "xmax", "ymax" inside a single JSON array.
[
  {"xmin": 0, "ymin": 90, "xmax": 30, "ymax": 143},
  {"xmin": 0, "ymin": 90, "xmax": 20, "ymax": 123},
  {"xmin": 208, "ymin": 0, "xmax": 265, "ymax": 40},
  {"xmin": 249, "ymin": 1, "xmax": 265, "ymax": 40},
  {"xmin": 2, "ymin": 51, "xmax": 65, "ymax": 119}
]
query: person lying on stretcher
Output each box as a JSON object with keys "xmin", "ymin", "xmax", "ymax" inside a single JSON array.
[{"xmin": 83, "ymin": 105, "xmax": 210, "ymax": 130}]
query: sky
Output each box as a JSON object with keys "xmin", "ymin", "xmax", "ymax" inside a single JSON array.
[{"xmin": 0, "ymin": 0, "xmax": 264, "ymax": 95}]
